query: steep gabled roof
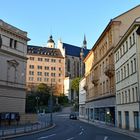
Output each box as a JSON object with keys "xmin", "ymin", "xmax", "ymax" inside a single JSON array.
[
  {"xmin": 63, "ymin": 43, "xmax": 90, "ymax": 57},
  {"xmin": 27, "ymin": 45, "xmax": 63, "ymax": 58}
]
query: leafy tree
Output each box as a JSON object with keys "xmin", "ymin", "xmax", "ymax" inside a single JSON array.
[
  {"xmin": 71, "ymin": 77, "xmax": 81, "ymax": 93},
  {"xmin": 71, "ymin": 77, "xmax": 81, "ymax": 111}
]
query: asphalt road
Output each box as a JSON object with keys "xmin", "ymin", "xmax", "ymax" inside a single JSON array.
[{"xmin": 10, "ymin": 111, "xmax": 136, "ymax": 140}]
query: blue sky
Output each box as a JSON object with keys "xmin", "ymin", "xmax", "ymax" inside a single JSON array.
[{"xmin": 0, "ymin": 0, "xmax": 140, "ymax": 49}]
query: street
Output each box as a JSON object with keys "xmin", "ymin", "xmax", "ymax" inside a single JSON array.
[{"xmin": 11, "ymin": 108, "xmax": 137, "ymax": 140}]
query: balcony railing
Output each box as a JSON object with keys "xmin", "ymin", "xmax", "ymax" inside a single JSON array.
[
  {"xmin": 104, "ymin": 64, "xmax": 115, "ymax": 78},
  {"xmin": 91, "ymin": 76, "xmax": 98, "ymax": 86}
]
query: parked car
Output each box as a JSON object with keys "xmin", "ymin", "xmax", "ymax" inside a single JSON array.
[{"xmin": 69, "ymin": 112, "xmax": 77, "ymax": 120}]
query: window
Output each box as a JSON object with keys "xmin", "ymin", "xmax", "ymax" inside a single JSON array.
[
  {"xmin": 29, "ymin": 77, "xmax": 34, "ymax": 81},
  {"xmin": 127, "ymin": 63, "xmax": 129, "ymax": 76},
  {"xmin": 132, "ymin": 33, "xmax": 135, "ymax": 44},
  {"xmin": 124, "ymin": 66, "xmax": 126, "ymax": 78},
  {"xmin": 132, "ymin": 88, "xmax": 135, "ymax": 102},
  {"xmin": 44, "ymin": 78, "xmax": 49, "ymax": 82},
  {"xmin": 134, "ymin": 58, "xmax": 136, "ymax": 72},
  {"xmin": 29, "ymin": 65, "xmax": 34, "ymax": 69},
  {"xmin": 120, "ymin": 47, "xmax": 122, "ymax": 57},
  {"xmin": 30, "ymin": 57, "xmax": 34, "ymax": 61},
  {"xmin": 38, "ymin": 58, "xmax": 42, "ymax": 61},
  {"xmin": 129, "ymin": 36, "xmax": 132, "ymax": 47},
  {"xmin": 131, "ymin": 60, "xmax": 133, "ymax": 74},
  {"xmin": 128, "ymin": 89, "xmax": 131, "ymax": 103},
  {"xmin": 38, "ymin": 65, "xmax": 42, "ymax": 69},
  {"xmin": 123, "ymin": 44, "xmax": 125, "ymax": 54},
  {"xmin": 10, "ymin": 38, "xmax": 13, "ymax": 48},
  {"xmin": 37, "ymin": 72, "xmax": 42, "ymax": 76},
  {"xmin": 121, "ymin": 68, "xmax": 123, "ymax": 80},
  {"xmin": 125, "ymin": 91, "xmax": 127, "ymax": 103},
  {"xmin": 135, "ymin": 87, "xmax": 138, "ymax": 102},
  {"xmin": 29, "ymin": 71, "xmax": 34, "ymax": 75},
  {"xmin": 45, "ymin": 66, "xmax": 49, "ymax": 70},
  {"xmin": 37, "ymin": 77, "xmax": 42, "ymax": 81},
  {"xmin": 59, "ymin": 59, "xmax": 61, "ymax": 63},
  {"xmin": 45, "ymin": 58, "xmax": 49, "ymax": 62},
  {"xmin": 67, "ymin": 59, "xmax": 70, "ymax": 72},
  {"xmin": 51, "ymin": 59, "xmax": 56, "ymax": 62},
  {"xmin": 126, "ymin": 41, "xmax": 128, "ymax": 52},
  {"xmin": 14, "ymin": 40, "xmax": 17, "ymax": 49},
  {"xmin": 44, "ymin": 72, "xmax": 49, "ymax": 76}
]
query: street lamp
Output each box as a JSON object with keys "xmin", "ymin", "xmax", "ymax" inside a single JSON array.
[{"xmin": 36, "ymin": 96, "xmax": 40, "ymax": 114}]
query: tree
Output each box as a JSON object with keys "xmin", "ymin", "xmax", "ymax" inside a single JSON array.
[
  {"xmin": 71, "ymin": 77, "xmax": 81, "ymax": 93},
  {"xmin": 26, "ymin": 83, "xmax": 51, "ymax": 113},
  {"xmin": 71, "ymin": 77, "xmax": 81, "ymax": 111}
]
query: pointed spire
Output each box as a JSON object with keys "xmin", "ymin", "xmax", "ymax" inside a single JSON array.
[{"xmin": 83, "ymin": 34, "xmax": 87, "ymax": 49}]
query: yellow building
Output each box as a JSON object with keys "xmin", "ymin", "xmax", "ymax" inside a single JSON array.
[
  {"xmin": 26, "ymin": 36, "xmax": 65, "ymax": 96},
  {"xmin": 84, "ymin": 5, "xmax": 140, "ymax": 125}
]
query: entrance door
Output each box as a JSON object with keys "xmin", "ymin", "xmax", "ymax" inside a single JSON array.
[
  {"xmin": 134, "ymin": 112, "xmax": 139, "ymax": 131},
  {"xmin": 125, "ymin": 111, "xmax": 129, "ymax": 129},
  {"xmin": 118, "ymin": 111, "xmax": 122, "ymax": 128}
]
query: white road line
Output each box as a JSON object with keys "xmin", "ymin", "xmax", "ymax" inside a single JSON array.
[
  {"xmin": 79, "ymin": 131, "xmax": 83, "ymax": 135},
  {"xmin": 66, "ymin": 137, "xmax": 74, "ymax": 140},
  {"xmin": 104, "ymin": 136, "xmax": 108, "ymax": 140},
  {"xmin": 38, "ymin": 134, "xmax": 56, "ymax": 140}
]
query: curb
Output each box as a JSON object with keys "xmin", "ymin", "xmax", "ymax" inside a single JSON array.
[
  {"xmin": 0, "ymin": 124, "xmax": 56, "ymax": 140},
  {"xmin": 79, "ymin": 119, "xmax": 140, "ymax": 140}
]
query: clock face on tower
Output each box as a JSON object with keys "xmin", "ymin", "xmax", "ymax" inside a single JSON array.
[{"xmin": 0, "ymin": 35, "xmax": 2, "ymax": 48}]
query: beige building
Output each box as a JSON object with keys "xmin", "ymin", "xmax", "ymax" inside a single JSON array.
[
  {"xmin": 26, "ymin": 36, "xmax": 65, "ymax": 96},
  {"xmin": 84, "ymin": 5, "xmax": 140, "ymax": 125},
  {"xmin": 114, "ymin": 18, "xmax": 140, "ymax": 131},
  {"xmin": 0, "ymin": 19, "xmax": 30, "ymax": 113}
]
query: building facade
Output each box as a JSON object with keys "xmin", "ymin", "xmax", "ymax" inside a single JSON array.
[
  {"xmin": 26, "ymin": 36, "xmax": 65, "ymax": 96},
  {"xmin": 58, "ymin": 37, "xmax": 90, "ymax": 100},
  {"xmin": 79, "ymin": 77, "xmax": 86, "ymax": 119},
  {"xmin": 0, "ymin": 19, "xmax": 30, "ymax": 113},
  {"xmin": 84, "ymin": 5, "xmax": 140, "ymax": 126},
  {"xmin": 114, "ymin": 18, "xmax": 140, "ymax": 131}
]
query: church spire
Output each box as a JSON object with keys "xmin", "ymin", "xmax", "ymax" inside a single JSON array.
[{"xmin": 83, "ymin": 34, "xmax": 87, "ymax": 49}]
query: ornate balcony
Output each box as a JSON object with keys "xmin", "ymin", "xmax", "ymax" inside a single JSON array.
[
  {"xmin": 91, "ymin": 76, "xmax": 98, "ymax": 86},
  {"xmin": 104, "ymin": 64, "xmax": 115, "ymax": 78}
]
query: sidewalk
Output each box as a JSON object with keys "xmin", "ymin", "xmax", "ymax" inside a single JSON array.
[
  {"xmin": 0, "ymin": 122, "xmax": 55, "ymax": 140},
  {"xmin": 80, "ymin": 118, "xmax": 140, "ymax": 140}
]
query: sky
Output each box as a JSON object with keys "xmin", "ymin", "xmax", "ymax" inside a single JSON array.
[{"xmin": 0, "ymin": 0, "xmax": 140, "ymax": 49}]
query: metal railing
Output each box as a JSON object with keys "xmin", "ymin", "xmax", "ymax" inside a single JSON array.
[{"xmin": 0, "ymin": 122, "xmax": 50, "ymax": 137}]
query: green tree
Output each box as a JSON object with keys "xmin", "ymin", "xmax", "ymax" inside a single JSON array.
[
  {"xmin": 26, "ymin": 83, "xmax": 51, "ymax": 113},
  {"xmin": 71, "ymin": 77, "xmax": 81, "ymax": 92},
  {"xmin": 71, "ymin": 77, "xmax": 81, "ymax": 111}
]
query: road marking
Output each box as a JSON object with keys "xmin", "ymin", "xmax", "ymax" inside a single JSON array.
[
  {"xmin": 79, "ymin": 131, "xmax": 83, "ymax": 135},
  {"xmin": 38, "ymin": 134, "xmax": 56, "ymax": 139},
  {"xmin": 66, "ymin": 137, "xmax": 74, "ymax": 140},
  {"xmin": 104, "ymin": 136, "xmax": 108, "ymax": 140}
]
